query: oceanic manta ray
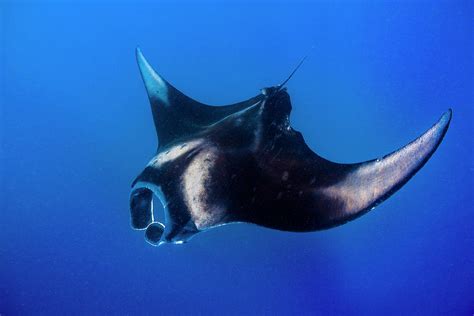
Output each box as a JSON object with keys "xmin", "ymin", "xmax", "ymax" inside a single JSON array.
[{"xmin": 130, "ymin": 48, "xmax": 451, "ymax": 246}]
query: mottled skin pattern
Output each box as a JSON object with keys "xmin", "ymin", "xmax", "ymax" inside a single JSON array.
[{"xmin": 130, "ymin": 49, "xmax": 451, "ymax": 245}]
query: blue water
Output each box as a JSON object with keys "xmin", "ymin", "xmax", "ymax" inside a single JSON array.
[{"xmin": 1, "ymin": 1, "xmax": 473, "ymax": 315}]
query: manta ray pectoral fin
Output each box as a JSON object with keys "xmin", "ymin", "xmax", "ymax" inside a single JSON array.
[
  {"xmin": 136, "ymin": 47, "xmax": 181, "ymax": 109},
  {"xmin": 318, "ymin": 109, "xmax": 452, "ymax": 227},
  {"xmin": 136, "ymin": 48, "xmax": 264, "ymax": 148}
]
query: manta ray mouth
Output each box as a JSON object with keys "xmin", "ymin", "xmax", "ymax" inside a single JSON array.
[
  {"xmin": 130, "ymin": 180, "xmax": 200, "ymax": 246},
  {"xmin": 129, "ymin": 182, "xmax": 168, "ymax": 246}
]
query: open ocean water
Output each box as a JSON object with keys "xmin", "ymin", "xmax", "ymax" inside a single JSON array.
[{"xmin": 1, "ymin": 1, "xmax": 473, "ymax": 315}]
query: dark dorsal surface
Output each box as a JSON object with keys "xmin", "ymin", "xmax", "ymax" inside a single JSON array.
[{"xmin": 130, "ymin": 49, "xmax": 451, "ymax": 245}]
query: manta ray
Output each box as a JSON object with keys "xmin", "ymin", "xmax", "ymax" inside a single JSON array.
[{"xmin": 130, "ymin": 48, "xmax": 451, "ymax": 246}]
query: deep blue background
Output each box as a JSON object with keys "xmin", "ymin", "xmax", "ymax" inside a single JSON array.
[{"xmin": 1, "ymin": 1, "xmax": 473, "ymax": 314}]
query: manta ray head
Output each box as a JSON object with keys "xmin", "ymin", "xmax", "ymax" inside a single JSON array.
[
  {"xmin": 130, "ymin": 85, "xmax": 293, "ymax": 245},
  {"xmin": 129, "ymin": 48, "xmax": 451, "ymax": 246}
]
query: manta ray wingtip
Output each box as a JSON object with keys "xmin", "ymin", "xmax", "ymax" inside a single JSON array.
[
  {"xmin": 135, "ymin": 46, "xmax": 145, "ymax": 66},
  {"xmin": 135, "ymin": 46, "xmax": 148, "ymax": 63},
  {"xmin": 135, "ymin": 47, "xmax": 153, "ymax": 76},
  {"xmin": 442, "ymin": 108, "xmax": 452, "ymax": 126},
  {"xmin": 432, "ymin": 108, "xmax": 452, "ymax": 142},
  {"xmin": 135, "ymin": 47, "xmax": 170, "ymax": 107}
]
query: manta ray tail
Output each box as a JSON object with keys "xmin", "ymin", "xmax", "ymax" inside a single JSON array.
[{"xmin": 277, "ymin": 54, "xmax": 309, "ymax": 90}]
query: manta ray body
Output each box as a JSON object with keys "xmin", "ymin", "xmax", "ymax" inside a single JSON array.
[{"xmin": 130, "ymin": 49, "xmax": 451, "ymax": 246}]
